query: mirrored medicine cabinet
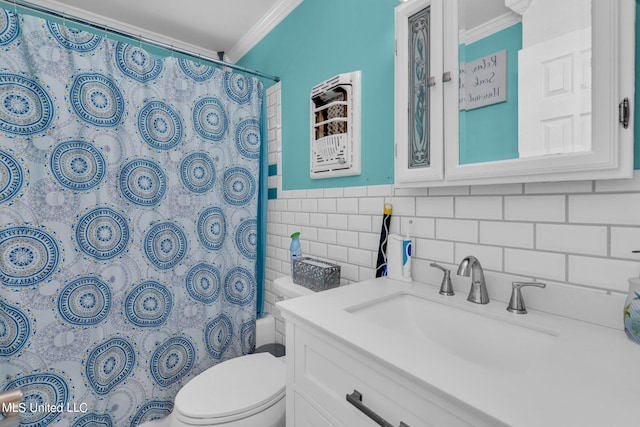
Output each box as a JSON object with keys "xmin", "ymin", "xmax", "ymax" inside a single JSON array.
[{"xmin": 394, "ymin": 0, "xmax": 635, "ymax": 187}]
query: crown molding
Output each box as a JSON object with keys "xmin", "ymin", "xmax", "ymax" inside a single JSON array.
[
  {"xmin": 460, "ymin": 11, "xmax": 521, "ymax": 45},
  {"xmin": 7, "ymin": 0, "xmax": 220, "ymax": 58},
  {"xmin": 505, "ymin": 0, "xmax": 533, "ymax": 16},
  {"xmin": 225, "ymin": 0, "xmax": 303, "ymax": 63}
]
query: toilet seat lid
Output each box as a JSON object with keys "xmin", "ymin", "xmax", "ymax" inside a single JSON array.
[{"xmin": 175, "ymin": 353, "xmax": 285, "ymax": 421}]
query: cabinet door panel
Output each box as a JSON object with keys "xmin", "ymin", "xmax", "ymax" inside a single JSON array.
[
  {"xmin": 292, "ymin": 324, "xmax": 504, "ymax": 427},
  {"xmin": 294, "ymin": 392, "xmax": 342, "ymax": 427},
  {"xmin": 395, "ymin": 0, "xmax": 445, "ymax": 185}
]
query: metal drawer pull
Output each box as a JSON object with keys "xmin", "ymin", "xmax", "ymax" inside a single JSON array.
[{"xmin": 346, "ymin": 390, "xmax": 410, "ymax": 427}]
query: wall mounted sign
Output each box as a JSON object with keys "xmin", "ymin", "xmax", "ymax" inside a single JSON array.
[{"xmin": 459, "ymin": 49, "xmax": 507, "ymax": 111}]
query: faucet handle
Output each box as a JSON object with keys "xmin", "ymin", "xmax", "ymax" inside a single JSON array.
[
  {"xmin": 430, "ymin": 263, "xmax": 454, "ymax": 296},
  {"xmin": 507, "ymin": 281, "xmax": 546, "ymax": 314}
]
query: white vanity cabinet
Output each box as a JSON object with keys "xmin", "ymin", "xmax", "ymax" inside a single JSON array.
[
  {"xmin": 278, "ymin": 278, "xmax": 640, "ymax": 427},
  {"xmin": 283, "ymin": 317, "xmax": 504, "ymax": 427},
  {"xmin": 395, "ymin": 0, "xmax": 635, "ymax": 188}
]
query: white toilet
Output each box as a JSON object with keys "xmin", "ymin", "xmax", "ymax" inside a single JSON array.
[{"xmin": 166, "ymin": 315, "xmax": 286, "ymax": 427}]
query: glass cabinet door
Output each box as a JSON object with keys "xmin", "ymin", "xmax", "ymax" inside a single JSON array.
[
  {"xmin": 408, "ymin": 6, "xmax": 430, "ymax": 169},
  {"xmin": 395, "ymin": 0, "xmax": 444, "ymax": 186}
]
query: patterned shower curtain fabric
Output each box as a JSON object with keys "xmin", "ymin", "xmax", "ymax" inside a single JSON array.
[{"xmin": 0, "ymin": 8, "xmax": 262, "ymax": 427}]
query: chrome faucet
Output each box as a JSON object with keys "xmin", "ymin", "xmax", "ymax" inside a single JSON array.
[{"xmin": 457, "ymin": 256, "xmax": 489, "ymax": 304}]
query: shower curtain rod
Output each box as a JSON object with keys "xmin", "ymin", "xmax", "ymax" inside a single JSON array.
[{"xmin": 1, "ymin": 0, "xmax": 281, "ymax": 82}]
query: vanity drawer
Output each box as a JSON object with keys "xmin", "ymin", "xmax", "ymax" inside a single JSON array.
[{"xmin": 292, "ymin": 324, "xmax": 502, "ymax": 427}]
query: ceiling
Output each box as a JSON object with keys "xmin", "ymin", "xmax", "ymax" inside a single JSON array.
[
  {"xmin": 15, "ymin": 0, "xmax": 516, "ymax": 63},
  {"xmin": 19, "ymin": 0, "xmax": 296, "ymax": 62}
]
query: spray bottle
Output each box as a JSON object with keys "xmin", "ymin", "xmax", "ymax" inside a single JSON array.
[{"xmin": 290, "ymin": 232, "xmax": 302, "ymax": 276}]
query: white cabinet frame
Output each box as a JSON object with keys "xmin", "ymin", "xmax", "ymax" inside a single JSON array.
[{"xmin": 395, "ymin": 0, "xmax": 635, "ymax": 188}]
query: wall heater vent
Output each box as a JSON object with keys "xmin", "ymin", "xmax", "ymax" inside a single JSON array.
[{"xmin": 310, "ymin": 71, "xmax": 361, "ymax": 179}]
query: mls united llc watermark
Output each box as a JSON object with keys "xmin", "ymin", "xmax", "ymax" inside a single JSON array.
[{"xmin": 2, "ymin": 401, "xmax": 89, "ymax": 415}]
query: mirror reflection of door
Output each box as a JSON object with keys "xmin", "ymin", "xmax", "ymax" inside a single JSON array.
[
  {"xmin": 458, "ymin": 0, "xmax": 591, "ymax": 164},
  {"xmin": 518, "ymin": 0, "xmax": 591, "ymax": 158}
]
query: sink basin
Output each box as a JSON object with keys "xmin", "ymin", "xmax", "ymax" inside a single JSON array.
[{"xmin": 347, "ymin": 291, "xmax": 558, "ymax": 373}]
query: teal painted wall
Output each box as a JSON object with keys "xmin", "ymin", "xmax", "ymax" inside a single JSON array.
[
  {"xmin": 241, "ymin": 1, "xmax": 640, "ymax": 186},
  {"xmin": 238, "ymin": 0, "xmax": 397, "ymax": 190},
  {"xmin": 459, "ymin": 24, "xmax": 521, "ymax": 165}
]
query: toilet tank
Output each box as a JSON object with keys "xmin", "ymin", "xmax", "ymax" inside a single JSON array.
[{"xmin": 256, "ymin": 314, "xmax": 276, "ymax": 348}]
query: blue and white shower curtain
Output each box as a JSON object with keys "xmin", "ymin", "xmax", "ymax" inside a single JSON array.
[{"xmin": 0, "ymin": 8, "xmax": 262, "ymax": 426}]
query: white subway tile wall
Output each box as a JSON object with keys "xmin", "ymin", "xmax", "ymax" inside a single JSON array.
[
  {"xmin": 504, "ymin": 195, "xmax": 566, "ymax": 222},
  {"xmin": 264, "ymin": 83, "xmax": 638, "ymax": 344},
  {"xmin": 455, "ymin": 196, "xmax": 503, "ymax": 220},
  {"xmin": 479, "ymin": 221, "xmax": 534, "ymax": 249}
]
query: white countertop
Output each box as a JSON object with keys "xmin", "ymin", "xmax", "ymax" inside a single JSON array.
[{"xmin": 277, "ymin": 277, "xmax": 640, "ymax": 427}]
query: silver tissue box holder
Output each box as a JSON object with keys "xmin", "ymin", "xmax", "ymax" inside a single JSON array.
[{"xmin": 292, "ymin": 257, "xmax": 341, "ymax": 291}]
